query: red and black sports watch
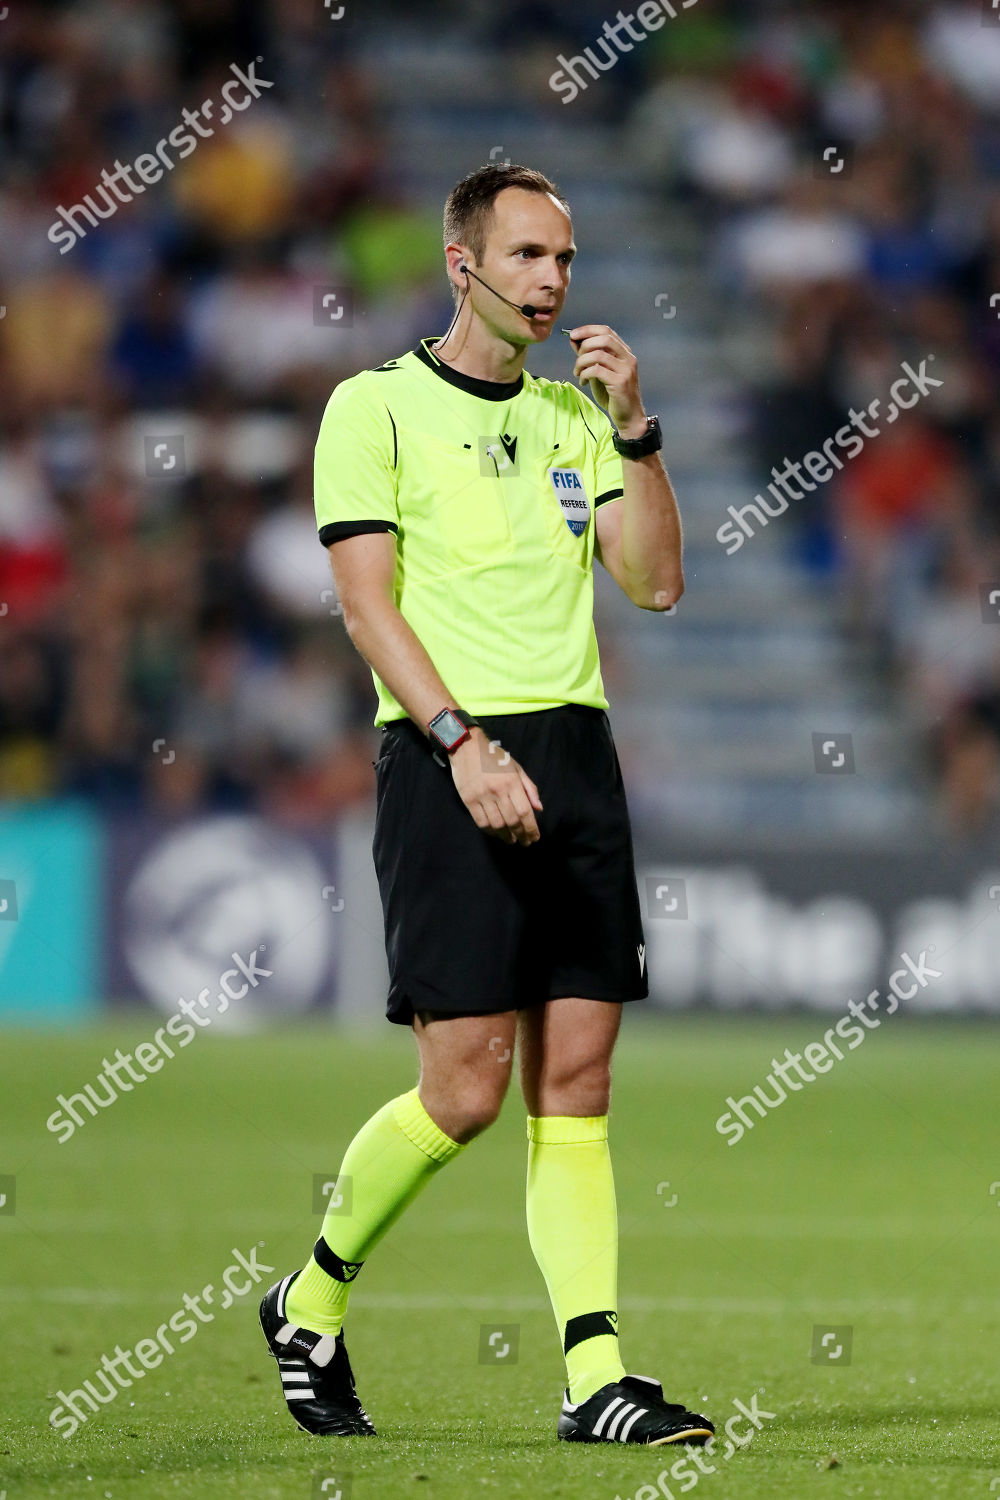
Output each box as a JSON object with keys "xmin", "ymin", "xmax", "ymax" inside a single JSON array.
[{"xmin": 427, "ymin": 707, "xmax": 481, "ymax": 767}]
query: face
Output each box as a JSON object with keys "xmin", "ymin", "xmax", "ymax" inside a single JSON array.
[{"xmin": 461, "ymin": 186, "xmax": 575, "ymax": 343}]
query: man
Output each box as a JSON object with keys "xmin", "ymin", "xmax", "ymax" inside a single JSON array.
[{"xmin": 259, "ymin": 163, "xmax": 714, "ymax": 1448}]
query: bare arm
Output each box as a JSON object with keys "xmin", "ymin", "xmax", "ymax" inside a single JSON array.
[
  {"xmin": 327, "ymin": 532, "xmax": 543, "ymax": 845},
  {"xmin": 594, "ymin": 478, "xmax": 684, "ymax": 611},
  {"xmin": 328, "ymin": 531, "xmax": 457, "ymax": 732}
]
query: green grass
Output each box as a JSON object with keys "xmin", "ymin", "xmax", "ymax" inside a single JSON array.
[{"xmin": 2, "ymin": 1015, "xmax": 998, "ymax": 1499}]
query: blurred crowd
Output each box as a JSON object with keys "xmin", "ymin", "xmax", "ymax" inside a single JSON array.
[
  {"xmin": 2, "ymin": 0, "xmax": 1000, "ymax": 835},
  {"xmin": 0, "ymin": 0, "xmax": 444, "ymax": 821},
  {"xmin": 623, "ymin": 0, "xmax": 1000, "ymax": 836}
]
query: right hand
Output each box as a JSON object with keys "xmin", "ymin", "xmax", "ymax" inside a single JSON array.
[{"xmin": 448, "ymin": 729, "xmax": 543, "ymax": 845}]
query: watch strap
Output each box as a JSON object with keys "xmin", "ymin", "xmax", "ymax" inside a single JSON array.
[{"xmin": 612, "ymin": 414, "xmax": 661, "ymax": 458}]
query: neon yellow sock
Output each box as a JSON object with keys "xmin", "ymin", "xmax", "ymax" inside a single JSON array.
[
  {"xmin": 285, "ymin": 1087, "xmax": 466, "ymax": 1336},
  {"xmin": 526, "ymin": 1113, "xmax": 627, "ymax": 1405}
]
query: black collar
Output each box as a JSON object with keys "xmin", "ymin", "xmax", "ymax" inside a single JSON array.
[{"xmin": 414, "ymin": 337, "xmax": 524, "ymax": 401}]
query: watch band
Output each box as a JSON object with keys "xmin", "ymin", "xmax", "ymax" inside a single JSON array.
[{"xmin": 612, "ymin": 413, "xmax": 662, "ymax": 459}]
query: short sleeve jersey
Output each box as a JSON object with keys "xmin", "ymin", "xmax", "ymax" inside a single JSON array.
[{"xmin": 314, "ymin": 335, "xmax": 625, "ymax": 727}]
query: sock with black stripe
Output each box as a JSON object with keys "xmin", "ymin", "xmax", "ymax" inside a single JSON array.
[
  {"xmin": 525, "ymin": 1112, "xmax": 627, "ymax": 1404},
  {"xmin": 285, "ymin": 1086, "xmax": 466, "ymax": 1336}
]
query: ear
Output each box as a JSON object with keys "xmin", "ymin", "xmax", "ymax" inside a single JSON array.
[{"xmin": 444, "ymin": 243, "xmax": 471, "ymax": 292}]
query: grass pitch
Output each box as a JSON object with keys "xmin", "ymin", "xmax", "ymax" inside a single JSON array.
[{"xmin": 2, "ymin": 1014, "xmax": 997, "ymax": 1499}]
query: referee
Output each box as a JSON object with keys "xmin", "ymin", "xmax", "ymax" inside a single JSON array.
[{"xmin": 259, "ymin": 164, "xmax": 714, "ymax": 1449}]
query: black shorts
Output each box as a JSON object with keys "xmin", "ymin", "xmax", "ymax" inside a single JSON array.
[{"xmin": 371, "ymin": 703, "xmax": 649, "ymax": 1027}]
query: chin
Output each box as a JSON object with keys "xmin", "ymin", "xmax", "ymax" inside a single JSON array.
[{"xmin": 528, "ymin": 320, "xmax": 555, "ymax": 341}]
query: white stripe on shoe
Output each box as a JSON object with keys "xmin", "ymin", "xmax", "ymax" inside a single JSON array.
[
  {"xmin": 593, "ymin": 1396, "xmax": 625, "ymax": 1438},
  {"xmin": 276, "ymin": 1274, "xmax": 294, "ymax": 1320},
  {"xmin": 284, "ymin": 1389, "xmax": 316, "ymax": 1400},
  {"xmin": 617, "ymin": 1406, "xmax": 648, "ymax": 1442},
  {"xmin": 605, "ymin": 1403, "xmax": 635, "ymax": 1441}
]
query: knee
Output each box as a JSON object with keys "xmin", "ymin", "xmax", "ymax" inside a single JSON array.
[
  {"xmin": 453, "ymin": 1103, "xmax": 502, "ymax": 1143},
  {"xmin": 421, "ymin": 1077, "xmax": 508, "ymax": 1144},
  {"xmin": 534, "ymin": 1057, "xmax": 612, "ymax": 1117}
]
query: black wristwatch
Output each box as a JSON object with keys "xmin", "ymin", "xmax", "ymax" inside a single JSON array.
[
  {"xmin": 427, "ymin": 707, "xmax": 481, "ymax": 767},
  {"xmin": 612, "ymin": 414, "xmax": 662, "ymax": 459}
]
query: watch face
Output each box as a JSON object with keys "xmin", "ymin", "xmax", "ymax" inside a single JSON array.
[{"xmin": 431, "ymin": 709, "xmax": 465, "ymax": 748}]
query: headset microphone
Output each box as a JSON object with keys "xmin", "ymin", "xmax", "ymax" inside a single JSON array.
[{"xmin": 460, "ymin": 263, "xmax": 544, "ymax": 319}]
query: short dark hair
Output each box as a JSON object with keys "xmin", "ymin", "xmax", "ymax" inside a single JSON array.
[{"xmin": 442, "ymin": 163, "xmax": 570, "ymax": 301}]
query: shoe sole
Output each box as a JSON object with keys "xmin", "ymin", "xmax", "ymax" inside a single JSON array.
[
  {"xmin": 285, "ymin": 1410, "xmax": 374, "ymax": 1438},
  {"xmin": 648, "ymin": 1426, "xmax": 715, "ymax": 1447},
  {"xmin": 559, "ymin": 1420, "xmax": 714, "ymax": 1446}
]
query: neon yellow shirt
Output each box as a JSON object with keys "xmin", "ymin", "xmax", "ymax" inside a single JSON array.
[{"xmin": 314, "ymin": 335, "xmax": 625, "ymax": 726}]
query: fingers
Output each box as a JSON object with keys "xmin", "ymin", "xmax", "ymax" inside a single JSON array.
[
  {"xmin": 475, "ymin": 777, "xmax": 542, "ymax": 845},
  {"xmin": 482, "ymin": 799, "xmax": 507, "ymax": 833},
  {"xmin": 477, "ymin": 786, "xmax": 537, "ymax": 846},
  {"xmin": 502, "ymin": 785, "xmax": 540, "ymax": 844},
  {"xmin": 575, "ymin": 358, "xmax": 621, "ymax": 386},
  {"xmin": 573, "ymin": 347, "xmax": 635, "ymax": 394},
  {"xmin": 568, "ymin": 326, "xmax": 634, "ymax": 356},
  {"xmin": 454, "ymin": 747, "xmax": 543, "ymax": 846},
  {"xmin": 567, "ymin": 323, "xmax": 629, "ymax": 344},
  {"xmin": 519, "ymin": 768, "xmax": 544, "ymax": 810},
  {"xmin": 502, "ymin": 762, "xmax": 543, "ymax": 843}
]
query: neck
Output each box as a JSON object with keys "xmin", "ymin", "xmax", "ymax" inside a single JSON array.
[{"xmin": 433, "ymin": 309, "xmax": 528, "ymax": 385}]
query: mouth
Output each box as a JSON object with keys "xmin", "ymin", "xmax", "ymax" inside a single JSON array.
[{"xmin": 530, "ymin": 307, "xmax": 557, "ymax": 322}]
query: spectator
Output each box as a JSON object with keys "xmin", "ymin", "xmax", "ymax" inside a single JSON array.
[{"xmin": 832, "ymin": 411, "xmax": 969, "ymax": 657}]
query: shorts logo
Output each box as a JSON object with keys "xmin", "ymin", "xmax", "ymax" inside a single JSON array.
[
  {"xmin": 548, "ymin": 467, "xmax": 590, "ymax": 535},
  {"xmin": 637, "ymin": 943, "xmax": 646, "ymax": 976}
]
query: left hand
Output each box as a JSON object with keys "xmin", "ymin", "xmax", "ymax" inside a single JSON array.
[{"xmin": 567, "ymin": 323, "xmax": 646, "ymax": 437}]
